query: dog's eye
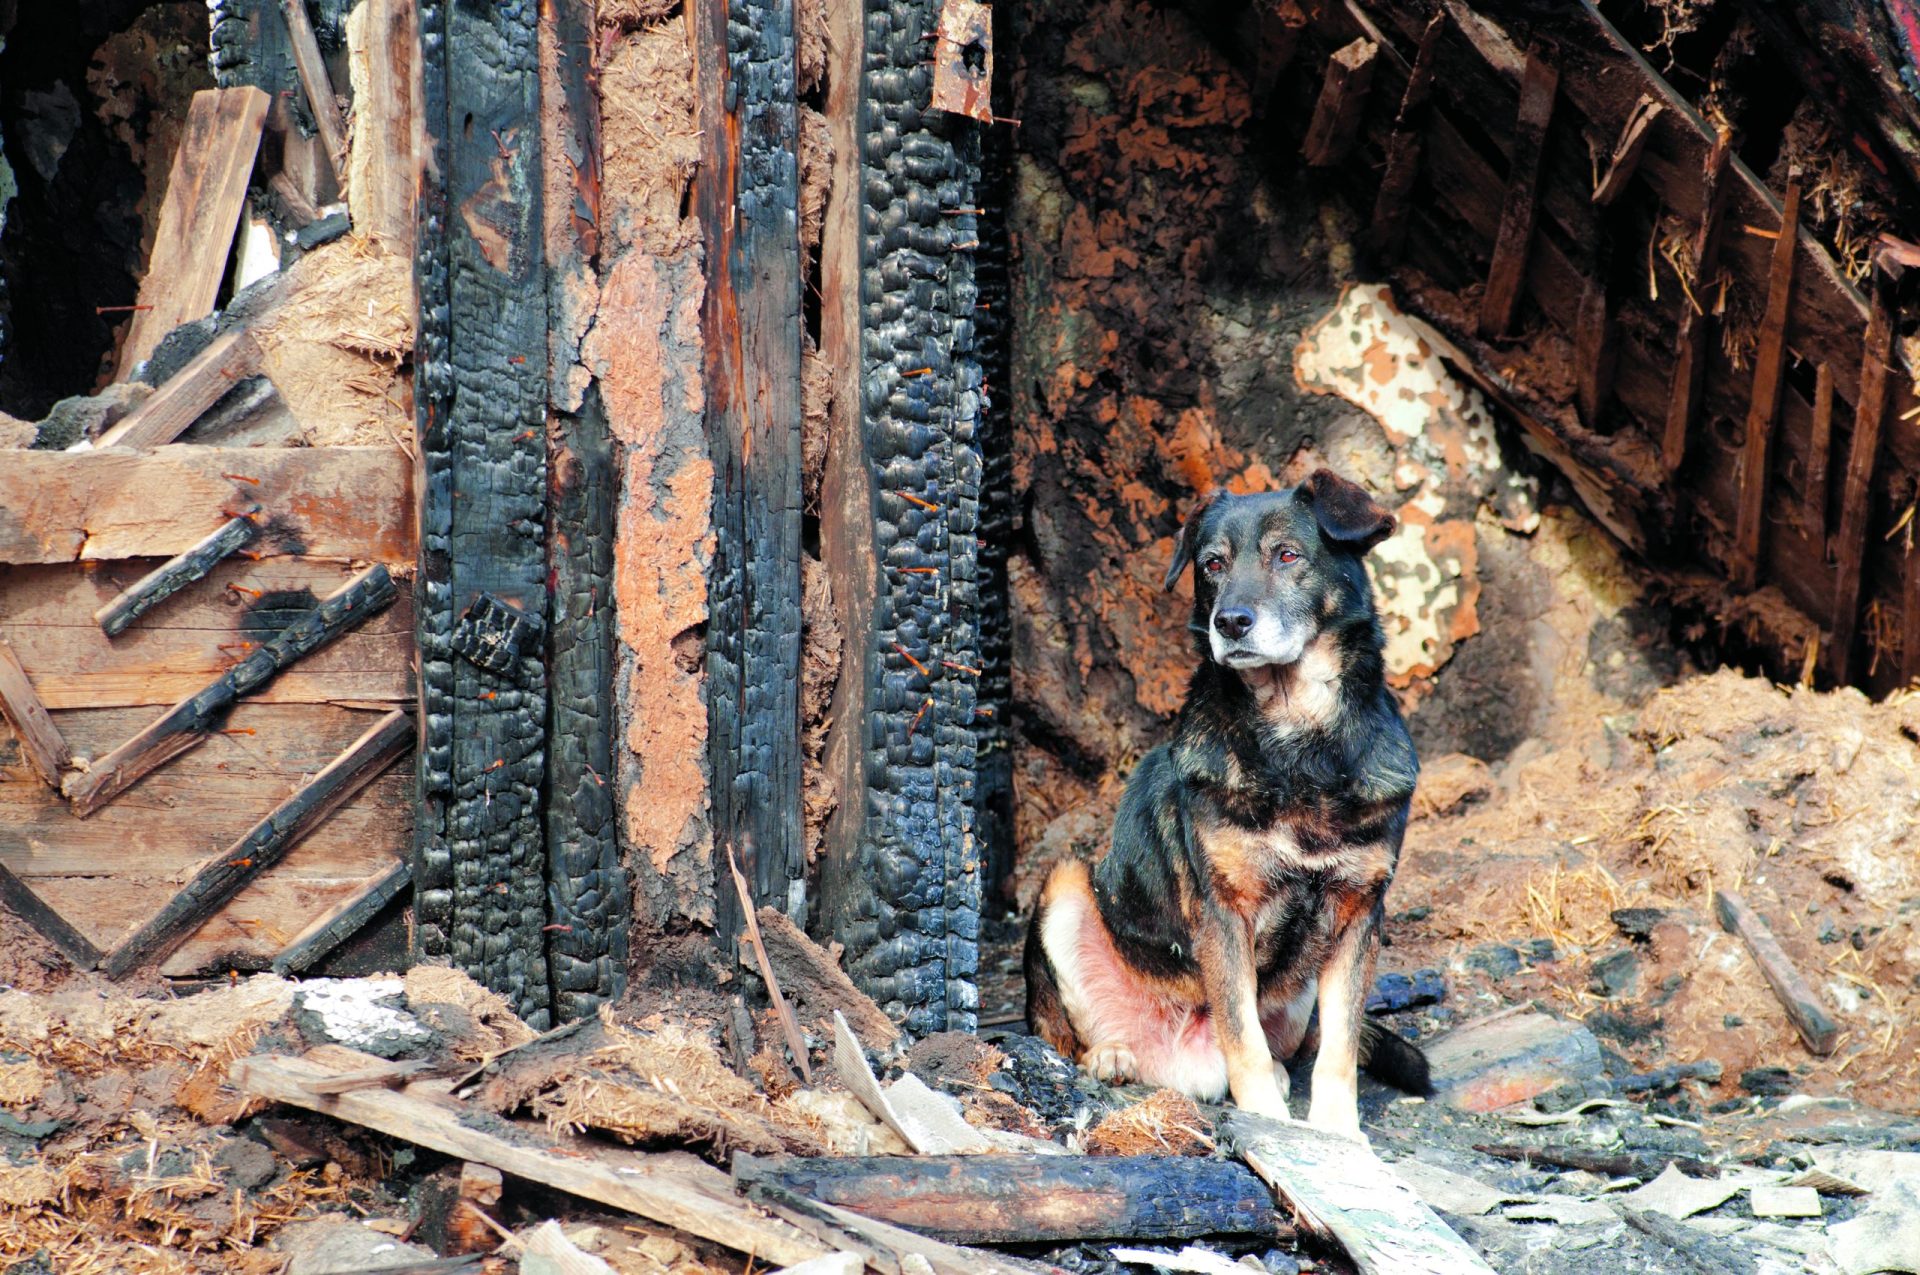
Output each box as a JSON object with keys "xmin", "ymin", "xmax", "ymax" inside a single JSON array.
[
  {"xmin": 1276, "ymin": 548, "xmax": 1300, "ymax": 565},
  {"xmin": 1202, "ymin": 557, "xmax": 1226, "ymax": 576}
]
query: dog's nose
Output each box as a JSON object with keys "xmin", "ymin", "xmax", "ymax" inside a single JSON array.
[{"xmin": 1214, "ymin": 607, "xmax": 1255, "ymax": 640}]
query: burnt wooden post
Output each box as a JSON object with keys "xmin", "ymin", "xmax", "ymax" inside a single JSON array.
[
  {"xmin": 413, "ymin": 0, "xmax": 554, "ymax": 1027},
  {"xmin": 697, "ymin": 0, "xmax": 807, "ymax": 945},
  {"xmin": 817, "ymin": 0, "xmax": 986, "ymax": 1033}
]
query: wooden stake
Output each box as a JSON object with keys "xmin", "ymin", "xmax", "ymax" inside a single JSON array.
[
  {"xmin": 1478, "ymin": 47, "xmax": 1559, "ymax": 339},
  {"xmin": 1573, "ymin": 275, "xmax": 1616, "ymax": 427},
  {"xmin": 1302, "ymin": 39, "xmax": 1379, "ymax": 168},
  {"xmin": 1592, "ymin": 96, "xmax": 1662, "ymax": 206},
  {"xmin": 101, "ymin": 711, "xmax": 413, "ymax": 978},
  {"xmin": 115, "ymin": 88, "xmax": 269, "ymax": 381},
  {"xmin": 63, "ymin": 565, "xmax": 399, "ymax": 817},
  {"xmin": 1369, "ymin": 15, "xmax": 1444, "ymax": 263},
  {"xmin": 1733, "ymin": 180, "xmax": 1802, "ymax": 592},
  {"xmin": 98, "ymin": 329, "xmax": 263, "ymax": 450},
  {"xmin": 1713, "ymin": 890, "xmax": 1839, "ymax": 1055},
  {"xmin": 1828, "ymin": 270, "xmax": 1897, "ymax": 683},
  {"xmin": 0, "ymin": 639, "xmax": 71, "ymax": 789},
  {"xmin": 1804, "ymin": 362, "xmax": 1834, "ymax": 546},
  {"xmin": 281, "ymin": 0, "xmax": 350, "ymax": 190},
  {"xmin": 729, "ymin": 843, "xmax": 814, "ymax": 1084},
  {"xmin": 1661, "ymin": 131, "xmax": 1734, "ymax": 472},
  {"xmin": 94, "ymin": 513, "xmax": 260, "ymax": 637}
]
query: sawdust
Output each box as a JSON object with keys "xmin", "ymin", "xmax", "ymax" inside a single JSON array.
[
  {"xmin": 403, "ymin": 964, "xmax": 540, "ymax": 1061},
  {"xmin": 1084, "ymin": 1089, "xmax": 1213, "ymax": 1156},
  {"xmin": 599, "ymin": 16, "xmax": 702, "ymax": 257},
  {"xmin": 800, "ymin": 554, "xmax": 843, "ymax": 862}
]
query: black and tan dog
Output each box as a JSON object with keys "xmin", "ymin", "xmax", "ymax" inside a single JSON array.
[{"xmin": 1025, "ymin": 470, "xmax": 1428, "ymax": 1138}]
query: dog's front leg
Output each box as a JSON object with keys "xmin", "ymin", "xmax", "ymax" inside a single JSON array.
[
  {"xmin": 1307, "ymin": 904, "xmax": 1382, "ymax": 1140},
  {"xmin": 1195, "ymin": 907, "xmax": 1291, "ymax": 1121}
]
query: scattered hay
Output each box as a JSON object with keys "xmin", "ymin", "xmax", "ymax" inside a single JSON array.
[
  {"xmin": 404, "ymin": 964, "xmax": 539, "ymax": 1062},
  {"xmin": 1084, "ymin": 1089, "xmax": 1212, "ymax": 1157}
]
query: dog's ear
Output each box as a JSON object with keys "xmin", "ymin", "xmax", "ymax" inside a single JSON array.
[
  {"xmin": 1301, "ymin": 469, "xmax": 1394, "ymax": 552},
  {"xmin": 1164, "ymin": 489, "xmax": 1224, "ymax": 591}
]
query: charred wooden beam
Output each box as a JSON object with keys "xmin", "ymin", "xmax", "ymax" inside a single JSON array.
[
  {"xmin": 698, "ymin": 0, "xmax": 806, "ymax": 948},
  {"xmin": 0, "ymin": 639, "xmax": 72, "ymax": 790},
  {"xmin": 1478, "ymin": 47, "xmax": 1558, "ymax": 339},
  {"xmin": 272, "ymin": 856, "xmax": 412, "ymax": 975},
  {"xmin": 1714, "ymin": 889, "xmax": 1839, "ymax": 1055},
  {"xmin": 1368, "ymin": 14, "xmax": 1443, "ymax": 264},
  {"xmin": 1572, "ymin": 276, "xmax": 1615, "ymax": 429},
  {"xmin": 412, "ymin": 0, "xmax": 554, "ymax": 1028},
  {"xmin": 818, "ymin": 0, "xmax": 985, "ymax": 1032},
  {"xmin": 98, "ymin": 329, "xmax": 264, "ymax": 450},
  {"xmin": 115, "ymin": 88, "xmax": 270, "ymax": 381},
  {"xmin": 279, "ymin": 0, "xmax": 348, "ymax": 189},
  {"xmin": 102, "ymin": 710, "xmax": 413, "ymax": 979},
  {"xmin": 1660, "ymin": 131, "xmax": 1733, "ymax": 474},
  {"xmin": 0, "ymin": 861, "xmax": 100, "ymax": 969},
  {"xmin": 1591, "ymin": 95, "xmax": 1661, "ymax": 207},
  {"xmin": 1302, "ymin": 38, "xmax": 1378, "ymax": 168},
  {"xmin": 1827, "ymin": 269, "xmax": 1897, "ymax": 683},
  {"xmin": 94, "ymin": 513, "xmax": 260, "ymax": 638},
  {"xmin": 63, "ymin": 564, "xmax": 397, "ymax": 817},
  {"xmin": 1733, "ymin": 182, "xmax": 1802, "ymax": 592},
  {"xmin": 1805, "ymin": 362, "xmax": 1834, "ymax": 545},
  {"xmin": 732, "ymin": 1154, "xmax": 1288, "ymax": 1245}
]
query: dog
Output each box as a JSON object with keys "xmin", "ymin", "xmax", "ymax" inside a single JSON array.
[{"xmin": 1025, "ymin": 470, "xmax": 1429, "ymax": 1138}]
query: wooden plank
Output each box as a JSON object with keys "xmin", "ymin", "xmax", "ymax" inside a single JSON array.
[
  {"xmin": 699, "ymin": 0, "xmax": 807, "ymax": 951},
  {"xmin": 1733, "ymin": 181, "xmax": 1802, "ymax": 591},
  {"xmin": 732, "ymin": 1154, "xmax": 1288, "ymax": 1245},
  {"xmin": 229, "ymin": 1052, "xmax": 829, "ymax": 1266},
  {"xmin": 1302, "ymin": 39, "xmax": 1379, "ymax": 168},
  {"xmin": 102, "ymin": 710, "xmax": 413, "ymax": 978},
  {"xmin": 100, "ymin": 329, "xmax": 263, "ymax": 450},
  {"xmin": 1478, "ymin": 47, "xmax": 1558, "ymax": 339},
  {"xmin": 1592, "ymin": 95, "xmax": 1662, "ymax": 206},
  {"xmin": 1369, "ymin": 14, "xmax": 1444, "ymax": 262},
  {"xmin": 0, "ymin": 639, "xmax": 71, "ymax": 788},
  {"xmin": 346, "ymin": 0, "xmax": 417, "ymax": 248},
  {"xmin": 116, "ymin": 88, "xmax": 270, "ymax": 380},
  {"xmin": 0, "ymin": 860, "xmax": 100, "ymax": 969},
  {"xmin": 0, "ymin": 446, "xmax": 412, "ymax": 565},
  {"xmin": 62, "ymin": 565, "xmax": 398, "ymax": 817},
  {"xmin": 280, "ymin": 0, "xmax": 348, "ymax": 190},
  {"xmin": 94, "ymin": 513, "xmax": 259, "ymax": 637},
  {"xmin": 272, "ymin": 856, "xmax": 410, "ymax": 974},
  {"xmin": 1805, "ymin": 362, "xmax": 1834, "ymax": 544},
  {"xmin": 1660, "ymin": 130, "xmax": 1734, "ymax": 472},
  {"xmin": 1713, "ymin": 889, "xmax": 1840, "ymax": 1055},
  {"xmin": 1220, "ymin": 1113, "xmax": 1495, "ymax": 1275},
  {"xmin": 1828, "ymin": 270, "xmax": 1897, "ymax": 682}
]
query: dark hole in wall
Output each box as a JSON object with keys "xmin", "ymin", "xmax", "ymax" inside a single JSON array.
[{"xmin": 0, "ymin": 0, "xmax": 211, "ymax": 417}]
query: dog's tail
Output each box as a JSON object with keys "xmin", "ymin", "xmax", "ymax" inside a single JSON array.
[{"xmin": 1359, "ymin": 1019, "xmax": 1433, "ymax": 1096}]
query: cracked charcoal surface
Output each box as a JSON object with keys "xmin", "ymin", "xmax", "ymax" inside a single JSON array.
[
  {"xmin": 707, "ymin": 0, "xmax": 807, "ymax": 946},
  {"xmin": 820, "ymin": 0, "xmax": 986, "ymax": 1034},
  {"xmin": 411, "ymin": 0, "xmax": 552, "ymax": 1029}
]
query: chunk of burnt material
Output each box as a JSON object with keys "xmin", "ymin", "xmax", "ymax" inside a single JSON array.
[
  {"xmin": 1366, "ymin": 968, "xmax": 1446, "ymax": 1014},
  {"xmin": 95, "ymin": 511, "xmax": 260, "ymax": 637},
  {"xmin": 1533, "ymin": 1059, "xmax": 1724, "ymax": 1112},
  {"xmin": 451, "ymin": 592, "xmax": 547, "ymax": 677},
  {"xmin": 1611, "ymin": 907, "xmax": 1668, "ymax": 941}
]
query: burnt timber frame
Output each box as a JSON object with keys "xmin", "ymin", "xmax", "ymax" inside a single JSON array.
[{"xmin": 412, "ymin": 0, "xmax": 554, "ymax": 1028}]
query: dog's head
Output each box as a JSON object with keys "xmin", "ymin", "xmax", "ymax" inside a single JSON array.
[{"xmin": 1164, "ymin": 470, "xmax": 1394, "ymax": 670}]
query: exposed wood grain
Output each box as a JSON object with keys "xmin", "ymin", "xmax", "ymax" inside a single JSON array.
[
  {"xmin": 1302, "ymin": 38, "xmax": 1379, "ymax": 168},
  {"xmin": 1592, "ymin": 96, "xmax": 1662, "ymax": 206},
  {"xmin": 0, "ymin": 860, "xmax": 100, "ymax": 968},
  {"xmin": 292, "ymin": 1054, "xmax": 431, "ymax": 1096},
  {"xmin": 62, "ymin": 566, "xmax": 398, "ymax": 816},
  {"xmin": 0, "ymin": 446, "xmax": 412, "ymax": 566},
  {"xmin": 347, "ymin": 0, "xmax": 418, "ymax": 247},
  {"xmin": 1713, "ymin": 889, "xmax": 1839, "ymax": 1055},
  {"xmin": 116, "ymin": 88, "xmax": 270, "ymax": 380},
  {"xmin": 229, "ymin": 1052, "xmax": 829, "ymax": 1266},
  {"xmin": 1661, "ymin": 130, "xmax": 1733, "ymax": 473},
  {"xmin": 94, "ymin": 514, "xmax": 259, "ymax": 637},
  {"xmin": 1828, "ymin": 270, "xmax": 1896, "ymax": 682},
  {"xmin": 1369, "ymin": 15, "xmax": 1444, "ymax": 262},
  {"xmin": 101, "ymin": 329, "xmax": 263, "ymax": 450},
  {"xmin": 102, "ymin": 710, "xmax": 412, "ymax": 978},
  {"xmin": 272, "ymin": 856, "xmax": 410, "ymax": 974},
  {"xmin": 1222, "ymin": 1113, "xmax": 1494, "ymax": 1275},
  {"xmin": 1805, "ymin": 362, "xmax": 1834, "ymax": 545},
  {"xmin": 733, "ymin": 1154, "xmax": 1287, "ymax": 1245},
  {"xmin": 0, "ymin": 639, "xmax": 71, "ymax": 788},
  {"xmin": 1733, "ymin": 181, "xmax": 1802, "ymax": 591},
  {"xmin": 1478, "ymin": 47, "xmax": 1558, "ymax": 339},
  {"xmin": 280, "ymin": 0, "xmax": 348, "ymax": 189}
]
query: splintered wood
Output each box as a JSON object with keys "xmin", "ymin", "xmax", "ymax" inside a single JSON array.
[
  {"xmin": 115, "ymin": 87, "xmax": 269, "ymax": 381},
  {"xmin": 1714, "ymin": 889, "xmax": 1840, "ymax": 1055}
]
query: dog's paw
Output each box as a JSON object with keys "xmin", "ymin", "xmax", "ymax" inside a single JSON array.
[{"xmin": 1082, "ymin": 1042, "xmax": 1140, "ymax": 1084}]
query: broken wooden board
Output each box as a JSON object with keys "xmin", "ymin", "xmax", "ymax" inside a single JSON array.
[
  {"xmin": 0, "ymin": 860, "xmax": 100, "ymax": 969},
  {"xmin": 345, "ymin": 0, "xmax": 417, "ymax": 248},
  {"xmin": 1478, "ymin": 45, "xmax": 1558, "ymax": 339},
  {"xmin": 1714, "ymin": 889, "xmax": 1840, "ymax": 1055},
  {"xmin": 0, "ymin": 637, "xmax": 71, "ymax": 787},
  {"xmin": 742, "ymin": 1179, "xmax": 1060, "ymax": 1275},
  {"xmin": 272, "ymin": 856, "xmax": 410, "ymax": 974},
  {"xmin": 229, "ymin": 1051, "xmax": 829, "ymax": 1266},
  {"xmin": 94, "ymin": 512, "xmax": 260, "ymax": 637},
  {"xmin": 280, "ymin": 0, "xmax": 348, "ymax": 189},
  {"xmin": 1219, "ymin": 1112, "xmax": 1494, "ymax": 1275},
  {"xmin": 0, "ymin": 559, "xmax": 412, "ymax": 711},
  {"xmin": 752, "ymin": 907, "xmax": 900, "ymax": 1051},
  {"xmin": 99, "ymin": 329, "xmax": 264, "ymax": 450},
  {"xmin": 1302, "ymin": 38, "xmax": 1379, "ymax": 167},
  {"xmin": 833, "ymin": 1011, "xmax": 988, "ymax": 1154},
  {"xmin": 116, "ymin": 87, "xmax": 270, "ymax": 380},
  {"xmin": 732, "ymin": 1153, "xmax": 1287, "ymax": 1245},
  {"xmin": 0, "ymin": 446, "xmax": 413, "ymax": 565}
]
